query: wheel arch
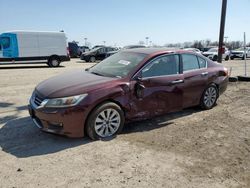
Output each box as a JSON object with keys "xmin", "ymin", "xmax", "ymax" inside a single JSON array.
[
  {"xmin": 83, "ymin": 99, "xmax": 126, "ymax": 135},
  {"xmin": 48, "ymin": 54, "xmax": 61, "ymax": 61}
]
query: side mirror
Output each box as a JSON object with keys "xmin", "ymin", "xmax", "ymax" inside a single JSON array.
[
  {"xmin": 135, "ymin": 81, "xmax": 145, "ymax": 99},
  {"xmin": 135, "ymin": 72, "xmax": 143, "ymax": 82}
]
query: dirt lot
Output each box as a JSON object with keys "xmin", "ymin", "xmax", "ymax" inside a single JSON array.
[{"xmin": 0, "ymin": 59, "xmax": 249, "ymax": 188}]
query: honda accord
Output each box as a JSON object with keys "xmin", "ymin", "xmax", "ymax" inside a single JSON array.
[{"xmin": 28, "ymin": 48, "xmax": 228, "ymax": 140}]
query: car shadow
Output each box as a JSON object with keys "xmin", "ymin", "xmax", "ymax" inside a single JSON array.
[
  {"xmin": 122, "ymin": 107, "xmax": 201, "ymax": 134},
  {"xmin": 0, "ymin": 106, "xmax": 201, "ymax": 158},
  {"xmin": 0, "ymin": 102, "xmax": 14, "ymax": 108},
  {"xmin": 0, "ymin": 64, "xmax": 65, "ymax": 69},
  {"xmin": 0, "ymin": 103, "xmax": 29, "ymax": 124},
  {"xmin": 0, "ymin": 116, "xmax": 91, "ymax": 158}
]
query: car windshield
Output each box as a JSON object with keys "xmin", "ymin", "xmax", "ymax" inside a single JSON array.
[
  {"xmin": 89, "ymin": 47, "xmax": 101, "ymax": 52},
  {"xmin": 88, "ymin": 52, "xmax": 147, "ymax": 78},
  {"xmin": 208, "ymin": 48, "xmax": 218, "ymax": 52},
  {"xmin": 0, "ymin": 37, "xmax": 10, "ymax": 49}
]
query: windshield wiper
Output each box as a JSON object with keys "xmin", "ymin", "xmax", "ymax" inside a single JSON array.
[{"xmin": 90, "ymin": 71, "xmax": 104, "ymax": 76}]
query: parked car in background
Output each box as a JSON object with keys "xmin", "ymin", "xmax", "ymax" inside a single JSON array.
[
  {"xmin": 202, "ymin": 47, "xmax": 230, "ymax": 61},
  {"xmin": 92, "ymin": 45, "xmax": 105, "ymax": 49},
  {"xmin": 123, "ymin": 45, "xmax": 146, "ymax": 49},
  {"xmin": 199, "ymin": 46, "xmax": 217, "ymax": 52},
  {"xmin": 183, "ymin": 48, "xmax": 202, "ymax": 54},
  {"xmin": 68, "ymin": 42, "xmax": 80, "ymax": 58},
  {"xmin": 80, "ymin": 46, "xmax": 117, "ymax": 62},
  {"xmin": 230, "ymin": 47, "xmax": 250, "ymax": 60},
  {"xmin": 106, "ymin": 44, "xmax": 146, "ymax": 57},
  {"xmin": 29, "ymin": 48, "xmax": 228, "ymax": 140},
  {"xmin": 0, "ymin": 31, "xmax": 70, "ymax": 67},
  {"xmin": 78, "ymin": 46, "xmax": 90, "ymax": 56}
]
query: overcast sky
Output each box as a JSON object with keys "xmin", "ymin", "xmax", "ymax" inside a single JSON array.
[{"xmin": 1, "ymin": 0, "xmax": 249, "ymax": 46}]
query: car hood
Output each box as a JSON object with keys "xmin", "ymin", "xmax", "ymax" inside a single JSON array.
[
  {"xmin": 35, "ymin": 70, "xmax": 116, "ymax": 98},
  {"xmin": 82, "ymin": 51, "xmax": 92, "ymax": 56},
  {"xmin": 231, "ymin": 50, "xmax": 244, "ymax": 53}
]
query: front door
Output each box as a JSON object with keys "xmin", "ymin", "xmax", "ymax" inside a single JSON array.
[
  {"xmin": 96, "ymin": 47, "xmax": 107, "ymax": 60},
  {"xmin": 129, "ymin": 54, "xmax": 184, "ymax": 120}
]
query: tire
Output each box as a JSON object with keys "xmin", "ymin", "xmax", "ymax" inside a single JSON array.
[
  {"xmin": 48, "ymin": 56, "xmax": 60, "ymax": 67},
  {"xmin": 230, "ymin": 57, "xmax": 234, "ymax": 60},
  {"xmin": 213, "ymin": 55, "xmax": 218, "ymax": 61},
  {"xmin": 86, "ymin": 102, "xmax": 125, "ymax": 140},
  {"xmin": 229, "ymin": 77, "xmax": 238, "ymax": 82},
  {"xmin": 89, "ymin": 56, "xmax": 96, "ymax": 63},
  {"xmin": 242, "ymin": 55, "xmax": 246, "ymax": 60},
  {"xmin": 200, "ymin": 85, "xmax": 218, "ymax": 110},
  {"xmin": 225, "ymin": 55, "xmax": 229, "ymax": 61}
]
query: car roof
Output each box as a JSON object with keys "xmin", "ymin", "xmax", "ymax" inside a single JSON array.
[{"xmin": 122, "ymin": 47, "xmax": 184, "ymax": 55}]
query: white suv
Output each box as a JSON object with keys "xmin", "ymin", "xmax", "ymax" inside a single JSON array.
[
  {"xmin": 230, "ymin": 47, "xmax": 250, "ymax": 60},
  {"xmin": 202, "ymin": 47, "xmax": 230, "ymax": 61}
]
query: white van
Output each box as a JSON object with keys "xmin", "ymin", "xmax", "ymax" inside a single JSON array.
[{"xmin": 0, "ymin": 31, "xmax": 70, "ymax": 67}]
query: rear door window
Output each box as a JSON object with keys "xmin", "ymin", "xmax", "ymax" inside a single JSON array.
[
  {"xmin": 197, "ymin": 56, "xmax": 207, "ymax": 68},
  {"xmin": 182, "ymin": 54, "xmax": 200, "ymax": 71}
]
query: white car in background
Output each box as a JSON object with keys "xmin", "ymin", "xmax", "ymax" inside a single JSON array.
[
  {"xmin": 183, "ymin": 48, "xmax": 202, "ymax": 54},
  {"xmin": 230, "ymin": 47, "xmax": 250, "ymax": 60},
  {"xmin": 202, "ymin": 47, "xmax": 230, "ymax": 61}
]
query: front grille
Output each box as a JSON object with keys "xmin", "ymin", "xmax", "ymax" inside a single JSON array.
[
  {"xmin": 34, "ymin": 94, "xmax": 44, "ymax": 106},
  {"xmin": 232, "ymin": 52, "xmax": 242, "ymax": 55}
]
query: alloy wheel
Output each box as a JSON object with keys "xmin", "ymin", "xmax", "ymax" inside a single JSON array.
[
  {"xmin": 204, "ymin": 87, "xmax": 217, "ymax": 108},
  {"xmin": 94, "ymin": 108, "xmax": 121, "ymax": 137}
]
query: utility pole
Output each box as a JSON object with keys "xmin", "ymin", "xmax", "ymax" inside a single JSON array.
[
  {"xmin": 145, "ymin": 37, "xmax": 149, "ymax": 46},
  {"xmin": 244, "ymin": 32, "xmax": 247, "ymax": 76},
  {"xmin": 224, "ymin": 36, "xmax": 228, "ymax": 43},
  {"xmin": 218, "ymin": 0, "xmax": 227, "ymax": 63},
  {"xmin": 84, "ymin": 38, "xmax": 87, "ymax": 46}
]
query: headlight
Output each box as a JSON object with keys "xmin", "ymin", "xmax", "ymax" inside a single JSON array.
[{"xmin": 41, "ymin": 94, "xmax": 88, "ymax": 108}]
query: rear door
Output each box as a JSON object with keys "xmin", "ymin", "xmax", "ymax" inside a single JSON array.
[{"xmin": 181, "ymin": 53, "xmax": 208, "ymax": 108}]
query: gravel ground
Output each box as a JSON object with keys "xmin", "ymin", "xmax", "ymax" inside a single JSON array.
[{"xmin": 0, "ymin": 59, "xmax": 249, "ymax": 188}]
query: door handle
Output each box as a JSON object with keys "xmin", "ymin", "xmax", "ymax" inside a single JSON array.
[
  {"xmin": 201, "ymin": 72, "xmax": 208, "ymax": 76},
  {"xmin": 170, "ymin": 79, "xmax": 184, "ymax": 84}
]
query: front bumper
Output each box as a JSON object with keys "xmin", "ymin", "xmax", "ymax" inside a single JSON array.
[
  {"xmin": 230, "ymin": 53, "xmax": 244, "ymax": 58},
  {"xmin": 219, "ymin": 76, "xmax": 229, "ymax": 95},
  {"xmin": 28, "ymin": 103, "xmax": 87, "ymax": 138}
]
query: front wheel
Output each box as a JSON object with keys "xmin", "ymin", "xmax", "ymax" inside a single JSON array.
[
  {"xmin": 86, "ymin": 102, "xmax": 125, "ymax": 140},
  {"xmin": 212, "ymin": 55, "xmax": 218, "ymax": 61},
  {"xmin": 225, "ymin": 55, "xmax": 229, "ymax": 61},
  {"xmin": 200, "ymin": 85, "xmax": 218, "ymax": 110}
]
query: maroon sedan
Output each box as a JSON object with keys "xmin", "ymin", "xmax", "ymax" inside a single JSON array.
[{"xmin": 28, "ymin": 48, "xmax": 228, "ymax": 140}]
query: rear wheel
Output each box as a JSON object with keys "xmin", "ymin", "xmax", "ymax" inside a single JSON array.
[
  {"xmin": 213, "ymin": 55, "xmax": 218, "ymax": 61},
  {"xmin": 48, "ymin": 56, "xmax": 60, "ymax": 67},
  {"xmin": 225, "ymin": 55, "xmax": 229, "ymax": 61},
  {"xmin": 86, "ymin": 102, "xmax": 125, "ymax": 140},
  {"xmin": 200, "ymin": 85, "xmax": 218, "ymax": 110},
  {"xmin": 230, "ymin": 57, "xmax": 234, "ymax": 60},
  {"xmin": 89, "ymin": 56, "xmax": 96, "ymax": 62}
]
